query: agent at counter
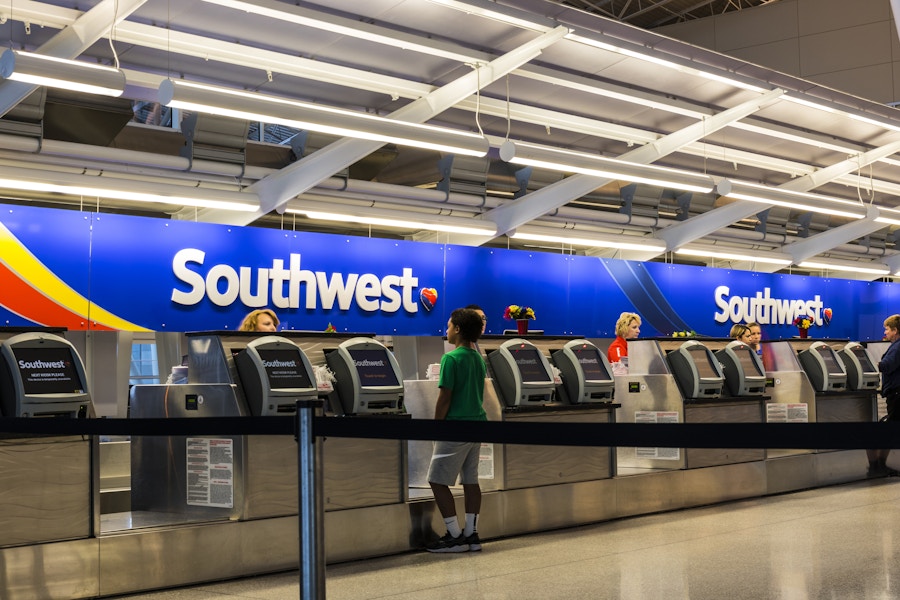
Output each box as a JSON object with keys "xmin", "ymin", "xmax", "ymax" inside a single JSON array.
[
  {"xmin": 730, "ymin": 323, "xmax": 753, "ymax": 345},
  {"xmin": 868, "ymin": 314, "xmax": 900, "ymax": 477},
  {"xmin": 426, "ymin": 307, "xmax": 486, "ymax": 554},
  {"xmin": 607, "ymin": 311, "xmax": 641, "ymax": 364},
  {"xmin": 238, "ymin": 309, "xmax": 279, "ymax": 332},
  {"xmin": 747, "ymin": 322, "xmax": 762, "ymax": 354}
]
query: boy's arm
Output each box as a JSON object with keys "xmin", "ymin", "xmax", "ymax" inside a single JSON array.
[{"xmin": 434, "ymin": 387, "xmax": 453, "ymax": 420}]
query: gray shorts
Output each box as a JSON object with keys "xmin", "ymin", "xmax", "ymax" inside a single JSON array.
[{"xmin": 427, "ymin": 440, "xmax": 480, "ymax": 486}]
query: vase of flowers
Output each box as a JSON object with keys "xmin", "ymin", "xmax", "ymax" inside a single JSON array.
[
  {"xmin": 504, "ymin": 304, "xmax": 535, "ymax": 335},
  {"xmin": 794, "ymin": 315, "xmax": 813, "ymax": 338}
]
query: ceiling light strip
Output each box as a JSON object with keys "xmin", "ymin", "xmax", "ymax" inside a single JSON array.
[
  {"xmin": 159, "ymin": 80, "xmax": 489, "ymax": 157},
  {"xmin": 675, "ymin": 247, "xmax": 792, "ymax": 266},
  {"xmin": 797, "ymin": 260, "xmax": 890, "ymax": 276},
  {"xmin": 719, "ymin": 180, "xmax": 867, "ymax": 219},
  {"xmin": 500, "ymin": 140, "xmax": 716, "ymax": 193},
  {"xmin": 509, "ymin": 230, "xmax": 666, "ymax": 252},
  {"xmin": 0, "ymin": 166, "xmax": 259, "ymax": 211},
  {"xmin": 0, "ymin": 50, "xmax": 126, "ymax": 97},
  {"xmin": 285, "ymin": 204, "xmax": 497, "ymax": 236}
]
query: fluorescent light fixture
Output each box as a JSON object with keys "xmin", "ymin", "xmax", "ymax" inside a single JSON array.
[
  {"xmin": 0, "ymin": 50, "xmax": 126, "ymax": 97},
  {"xmin": 159, "ymin": 79, "xmax": 489, "ymax": 157},
  {"xmin": 202, "ymin": 0, "xmax": 476, "ymax": 63},
  {"xmin": 509, "ymin": 230, "xmax": 666, "ymax": 252},
  {"xmin": 500, "ymin": 141, "xmax": 716, "ymax": 193},
  {"xmin": 0, "ymin": 165, "xmax": 259, "ymax": 211},
  {"xmin": 797, "ymin": 260, "xmax": 890, "ymax": 276},
  {"xmin": 675, "ymin": 247, "xmax": 792, "ymax": 266},
  {"xmin": 719, "ymin": 180, "xmax": 867, "ymax": 219},
  {"xmin": 286, "ymin": 204, "xmax": 498, "ymax": 236},
  {"xmin": 875, "ymin": 207, "xmax": 900, "ymax": 227}
]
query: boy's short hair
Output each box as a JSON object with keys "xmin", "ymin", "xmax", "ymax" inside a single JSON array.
[
  {"xmin": 885, "ymin": 314, "xmax": 900, "ymax": 331},
  {"xmin": 452, "ymin": 308, "xmax": 484, "ymax": 344},
  {"xmin": 615, "ymin": 312, "xmax": 641, "ymax": 337}
]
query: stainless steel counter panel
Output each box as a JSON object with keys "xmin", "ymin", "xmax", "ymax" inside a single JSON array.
[
  {"xmin": 403, "ymin": 378, "xmax": 504, "ymax": 491},
  {"xmin": 129, "ymin": 383, "xmax": 245, "ymax": 522},
  {"xmin": 243, "ymin": 435, "xmax": 298, "ymax": 519},
  {"xmin": 0, "ymin": 538, "xmax": 98, "ymax": 600},
  {"xmin": 683, "ymin": 400, "xmax": 765, "ymax": 468},
  {"xmin": 764, "ymin": 371, "xmax": 817, "ymax": 458},
  {"xmin": 614, "ymin": 374, "xmax": 686, "ymax": 470},
  {"xmin": 323, "ymin": 434, "xmax": 406, "ymax": 510},
  {"xmin": 503, "ymin": 406, "xmax": 615, "ymax": 489},
  {"xmin": 0, "ymin": 436, "xmax": 91, "ymax": 547}
]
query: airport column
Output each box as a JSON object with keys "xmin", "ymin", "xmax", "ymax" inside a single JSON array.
[{"xmin": 297, "ymin": 399, "xmax": 325, "ymax": 599}]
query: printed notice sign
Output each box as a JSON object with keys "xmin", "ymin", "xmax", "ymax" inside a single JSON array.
[
  {"xmin": 766, "ymin": 403, "xmax": 809, "ymax": 423},
  {"xmin": 186, "ymin": 438, "xmax": 234, "ymax": 508},
  {"xmin": 478, "ymin": 443, "xmax": 494, "ymax": 480},
  {"xmin": 634, "ymin": 411, "xmax": 681, "ymax": 460}
]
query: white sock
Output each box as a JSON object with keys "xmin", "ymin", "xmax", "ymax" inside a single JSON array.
[
  {"xmin": 444, "ymin": 517, "xmax": 462, "ymax": 538},
  {"xmin": 464, "ymin": 513, "xmax": 478, "ymax": 536}
]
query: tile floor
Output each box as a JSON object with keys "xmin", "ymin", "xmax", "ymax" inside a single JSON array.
[{"xmin": 109, "ymin": 477, "xmax": 900, "ymax": 599}]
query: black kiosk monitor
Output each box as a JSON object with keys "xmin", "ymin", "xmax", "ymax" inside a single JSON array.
[
  {"xmin": 666, "ymin": 340, "xmax": 725, "ymax": 400},
  {"xmin": 233, "ymin": 336, "xmax": 318, "ymax": 416},
  {"xmin": 0, "ymin": 332, "xmax": 91, "ymax": 417},
  {"xmin": 325, "ymin": 337, "xmax": 404, "ymax": 415},
  {"xmin": 551, "ymin": 339, "xmax": 614, "ymax": 403},
  {"xmin": 798, "ymin": 342, "xmax": 848, "ymax": 392},
  {"xmin": 488, "ymin": 338, "xmax": 556, "ymax": 407},
  {"xmin": 837, "ymin": 342, "xmax": 879, "ymax": 391},
  {"xmin": 715, "ymin": 340, "xmax": 767, "ymax": 396}
]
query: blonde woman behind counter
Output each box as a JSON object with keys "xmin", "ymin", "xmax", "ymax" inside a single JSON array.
[
  {"xmin": 239, "ymin": 309, "xmax": 279, "ymax": 332},
  {"xmin": 607, "ymin": 312, "xmax": 641, "ymax": 364}
]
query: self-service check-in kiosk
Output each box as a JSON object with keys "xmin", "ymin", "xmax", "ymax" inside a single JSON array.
[
  {"xmin": 234, "ymin": 336, "xmax": 318, "ymax": 415},
  {"xmin": 0, "ymin": 332, "xmax": 91, "ymax": 418},
  {"xmin": 838, "ymin": 342, "xmax": 880, "ymax": 391},
  {"xmin": 551, "ymin": 339, "xmax": 614, "ymax": 403},
  {"xmin": 667, "ymin": 340, "xmax": 725, "ymax": 400},
  {"xmin": 716, "ymin": 340, "xmax": 767, "ymax": 397},
  {"xmin": 798, "ymin": 342, "xmax": 848, "ymax": 392},
  {"xmin": 325, "ymin": 337, "xmax": 404, "ymax": 415},
  {"xmin": 488, "ymin": 338, "xmax": 557, "ymax": 407}
]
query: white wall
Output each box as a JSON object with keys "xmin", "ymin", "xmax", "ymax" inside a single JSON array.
[{"xmin": 659, "ymin": 0, "xmax": 900, "ymax": 104}]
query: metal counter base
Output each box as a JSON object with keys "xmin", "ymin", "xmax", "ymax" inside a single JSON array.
[{"xmin": 0, "ymin": 448, "xmax": 874, "ymax": 599}]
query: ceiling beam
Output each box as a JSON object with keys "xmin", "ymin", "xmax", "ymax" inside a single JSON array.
[
  {"xmin": 783, "ymin": 205, "xmax": 885, "ymax": 264},
  {"xmin": 472, "ymin": 89, "xmax": 784, "ymax": 247}
]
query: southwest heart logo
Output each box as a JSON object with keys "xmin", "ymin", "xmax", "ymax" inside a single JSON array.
[{"xmin": 420, "ymin": 288, "xmax": 438, "ymax": 311}]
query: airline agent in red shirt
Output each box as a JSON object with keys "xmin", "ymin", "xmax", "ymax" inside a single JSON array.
[{"xmin": 607, "ymin": 312, "xmax": 641, "ymax": 363}]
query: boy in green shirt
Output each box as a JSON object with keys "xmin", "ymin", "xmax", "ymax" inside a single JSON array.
[{"xmin": 425, "ymin": 307, "xmax": 487, "ymax": 553}]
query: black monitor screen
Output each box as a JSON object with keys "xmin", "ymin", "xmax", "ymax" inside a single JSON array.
[
  {"xmin": 689, "ymin": 347, "xmax": 719, "ymax": 379},
  {"xmin": 734, "ymin": 346, "xmax": 764, "ymax": 377},
  {"xmin": 256, "ymin": 348, "xmax": 313, "ymax": 390},
  {"xmin": 510, "ymin": 347, "xmax": 552, "ymax": 383},
  {"xmin": 349, "ymin": 348, "xmax": 400, "ymax": 387},
  {"xmin": 572, "ymin": 346, "xmax": 610, "ymax": 381},
  {"xmin": 13, "ymin": 346, "xmax": 85, "ymax": 395},
  {"xmin": 816, "ymin": 346, "xmax": 844, "ymax": 375},
  {"xmin": 851, "ymin": 346, "xmax": 877, "ymax": 372}
]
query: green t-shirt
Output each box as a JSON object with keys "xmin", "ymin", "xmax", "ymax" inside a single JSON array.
[{"xmin": 438, "ymin": 346, "xmax": 487, "ymax": 421}]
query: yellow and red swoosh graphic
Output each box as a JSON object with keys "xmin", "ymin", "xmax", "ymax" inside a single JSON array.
[{"xmin": 0, "ymin": 222, "xmax": 150, "ymax": 331}]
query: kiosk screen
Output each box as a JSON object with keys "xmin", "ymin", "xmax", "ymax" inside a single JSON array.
[
  {"xmin": 349, "ymin": 348, "xmax": 400, "ymax": 387},
  {"xmin": 690, "ymin": 347, "xmax": 719, "ymax": 378},
  {"xmin": 735, "ymin": 345, "xmax": 764, "ymax": 376},
  {"xmin": 816, "ymin": 346, "xmax": 844, "ymax": 375},
  {"xmin": 851, "ymin": 346, "xmax": 876, "ymax": 372},
  {"xmin": 511, "ymin": 347, "xmax": 552, "ymax": 383},
  {"xmin": 14, "ymin": 347, "xmax": 85, "ymax": 395},
  {"xmin": 572, "ymin": 346, "xmax": 608, "ymax": 381},
  {"xmin": 257, "ymin": 348, "xmax": 313, "ymax": 390}
]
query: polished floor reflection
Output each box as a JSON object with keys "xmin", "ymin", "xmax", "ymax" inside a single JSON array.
[{"xmin": 111, "ymin": 477, "xmax": 900, "ymax": 599}]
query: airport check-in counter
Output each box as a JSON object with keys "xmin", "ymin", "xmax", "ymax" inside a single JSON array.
[
  {"xmin": 759, "ymin": 340, "xmax": 817, "ymax": 459},
  {"xmin": 0, "ymin": 328, "xmax": 94, "ymax": 548},
  {"xmin": 130, "ymin": 331, "xmax": 409, "ymax": 521},
  {"xmin": 660, "ymin": 338, "xmax": 767, "ymax": 469},
  {"xmin": 795, "ymin": 340, "xmax": 878, "ymax": 443},
  {"xmin": 481, "ymin": 336, "xmax": 618, "ymax": 489}
]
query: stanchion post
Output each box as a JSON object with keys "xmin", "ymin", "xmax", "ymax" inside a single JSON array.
[{"xmin": 296, "ymin": 399, "xmax": 325, "ymax": 600}]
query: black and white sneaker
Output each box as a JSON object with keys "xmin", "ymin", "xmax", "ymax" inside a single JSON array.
[
  {"xmin": 465, "ymin": 532, "xmax": 482, "ymax": 552},
  {"xmin": 426, "ymin": 532, "xmax": 469, "ymax": 553}
]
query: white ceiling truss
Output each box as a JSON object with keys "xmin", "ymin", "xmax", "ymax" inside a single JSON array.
[{"xmin": 0, "ymin": 0, "xmax": 898, "ymax": 280}]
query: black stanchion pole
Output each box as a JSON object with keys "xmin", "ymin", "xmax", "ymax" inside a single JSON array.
[{"xmin": 297, "ymin": 400, "xmax": 325, "ymax": 600}]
